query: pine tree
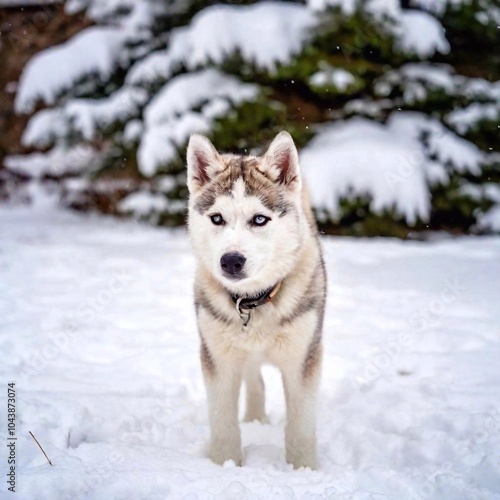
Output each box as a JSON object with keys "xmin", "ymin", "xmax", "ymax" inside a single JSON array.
[{"xmin": 6, "ymin": 0, "xmax": 500, "ymax": 236}]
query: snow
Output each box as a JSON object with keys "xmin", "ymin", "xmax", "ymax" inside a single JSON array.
[
  {"xmin": 399, "ymin": 63, "xmax": 455, "ymax": 90},
  {"xmin": 309, "ymin": 68, "xmax": 356, "ymax": 91},
  {"xmin": 463, "ymin": 78, "xmax": 500, "ymax": 101},
  {"xmin": 387, "ymin": 112, "xmax": 484, "ymax": 175},
  {"xmin": 461, "ymin": 184, "xmax": 500, "ymax": 234},
  {"xmin": 122, "ymin": 119, "xmax": 143, "ymax": 145},
  {"xmin": 478, "ymin": 206, "xmax": 500, "ymax": 233},
  {"xmin": 66, "ymin": 0, "xmax": 190, "ymax": 26},
  {"xmin": 21, "ymin": 108, "xmax": 67, "ymax": 149},
  {"xmin": 1, "ymin": 206, "xmax": 500, "ymax": 498},
  {"xmin": 366, "ymin": 0, "xmax": 401, "ymax": 18},
  {"xmin": 118, "ymin": 191, "xmax": 169, "ymax": 217},
  {"xmin": 447, "ymin": 103, "xmax": 500, "ymax": 134},
  {"xmin": 306, "ymin": 0, "xmax": 449, "ymax": 57},
  {"xmin": 5, "ymin": 146, "xmax": 98, "ymax": 179},
  {"xmin": 307, "ymin": 0, "xmax": 357, "ymax": 14},
  {"xmin": 15, "ymin": 27, "xmax": 128, "ymax": 114},
  {"xmin": 396, "ymin": 10, "xmax": 450, "ymax": 57},
  {"xmin": 478, "ymin": 5, "xmax": 500, "ymax": 25},
  {"xmin": 300, "ymin": 112, "xmax": 485, "ymax": 224},
  {"xmin": 138, "ymin": 69, "xmax": 258, "ymax": 177},
  {"xmin": 410, "ymin": 0, "xmax": 487, "ymax": 16},
  {"xmin": 307, "ymin": 0, "xmax": 401, "ymax": 16},
  {"xmin": 409, "ymin": 0, "xmax": 449, "ymax": 14},
  {"xmin": 460, "ymin": 183, "xmax": 500, "ymax": 205},
  {"xmin": 63, "ymin": 88, "xmax": 149, "ymax": 141},
  {"xmin": 376, "ymin": 63, "xmax": 500, "ymax": 108},
  {"xmin": 301, "ymin": 117, "xmax": 430, "ymax": 224},
  {"xmin": 20, "ymin": 65, "xmax": 260, "ymax": 180},
  {"xmin": 65, "ymin": 0, "xmax": 134, "ymax": 18},
  {"xmin": 138, "ymin": 113, "xmax": 209, "ymax": 178},
  {"xmin": 127, "ymin": 3, "xmax": 316, "ymax": 85},
  {"xmin": 23, "ymin": 88, "xmax": 149, "ymax": 146},
  {"xmin": 143, "ymin": 69, "xmax": 257, "ymax": 126}
]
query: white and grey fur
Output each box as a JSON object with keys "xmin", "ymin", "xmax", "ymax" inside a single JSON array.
[{"xmin": 186, "ymin": 131, "xmax": 326, "ymax": 469}]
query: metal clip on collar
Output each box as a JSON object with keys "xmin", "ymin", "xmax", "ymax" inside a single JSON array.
[{"xmin": 236, "ymin": 297, "xmax": 252, "ymax": 327}]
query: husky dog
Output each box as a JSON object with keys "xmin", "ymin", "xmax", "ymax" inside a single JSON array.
[{"xmin": 186, "ymin": 131, "xmax": 326, "ymax": 469}]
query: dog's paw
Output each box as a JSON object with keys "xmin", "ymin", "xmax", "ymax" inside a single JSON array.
[
  {"xmin": 286, "ymin": 452, "xmax": 317, "ymax": 470},
  {"xmin": 286, "ymin": 440, "xmax": 317, "ymax": 470},
  {"xmin": 208, "ymin": 440, "xmax": 242, "ymax": 466},
  {"xmin": 243, "ymin": 413, "xmax": 269, "ymax": 424}
]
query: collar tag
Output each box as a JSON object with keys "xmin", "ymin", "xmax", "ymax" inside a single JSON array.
[
  {"xmin": 232, "ymin": 281, "xmax": 282, "ymax": 327},
  {"xmin": 235, "ymin": 297, "xmax": 252, "ymax": 327}
]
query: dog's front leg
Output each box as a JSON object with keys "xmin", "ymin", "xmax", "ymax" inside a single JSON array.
[
  {"xmin": 281, "ymin": 344, "xmax": 322, "ymax": 470},
  {"xmin": 202, "ymin": 346, "xmax": 243, "ymax": 465}
]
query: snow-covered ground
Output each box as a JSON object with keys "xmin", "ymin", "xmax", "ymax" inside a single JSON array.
[{"xmin": 1, "ymin": 207, "xmax": 499, "ymax": 499}]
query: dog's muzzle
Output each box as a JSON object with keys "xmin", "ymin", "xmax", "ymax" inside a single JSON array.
[{"xmin": 220, "ymin": 252, "xmax": 246, "ymax": 279}]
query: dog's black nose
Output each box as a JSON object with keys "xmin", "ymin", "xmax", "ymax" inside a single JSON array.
[{"xmin": 220, "ymin": 252, "xmax": 246, "ymax": 276}]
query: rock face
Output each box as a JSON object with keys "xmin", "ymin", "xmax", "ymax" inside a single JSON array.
[{"xmin": 0, "ymin": 1, "xmax": 89, "ymax": 167}]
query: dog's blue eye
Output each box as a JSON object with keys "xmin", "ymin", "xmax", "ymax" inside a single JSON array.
[
  {"xmin": 210, "ymin": 214, "xmax": 225, "ymax": 225},
  {"xmin": 252, "ymin": 215, "xmax": 270, "ymax": 226}
]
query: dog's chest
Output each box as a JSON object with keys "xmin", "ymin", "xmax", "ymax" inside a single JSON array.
[
  {"xmin": 200, "ymin": 302, "xmax": 317, "ymax": 359},
  {"xmin": 219, "ymin": 308, "xmax": 284, "ymax": 351}
]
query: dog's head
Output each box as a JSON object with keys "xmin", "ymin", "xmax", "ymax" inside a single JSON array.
[{"xmin": 186, "ymin": 132, "xmax": 307, "ymax": 297}]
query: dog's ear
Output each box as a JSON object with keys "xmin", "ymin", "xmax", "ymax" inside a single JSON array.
[
  {"xmin": 262, "ymin": 131, "xmax": 301, "ymax": 192},
  {"xmin": 186, "ymin": 133, "xmax": 224, "ymax": 193}
]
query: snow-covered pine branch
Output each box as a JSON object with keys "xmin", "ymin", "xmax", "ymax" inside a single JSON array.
[{"xmin": 6, "ymin": 0, "xmax": 499, "ymax": 234}]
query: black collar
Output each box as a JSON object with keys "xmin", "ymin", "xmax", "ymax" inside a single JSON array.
[{"xmin": 230, "ymin": 282, "xmax": 282, "ymax": 310}]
